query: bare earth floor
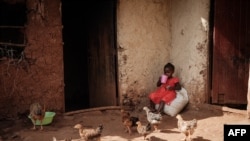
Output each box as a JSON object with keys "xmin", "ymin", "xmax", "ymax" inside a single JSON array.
[{"xmin": 0, "ymin": 104, "xmax": 250, "ymax": 141}]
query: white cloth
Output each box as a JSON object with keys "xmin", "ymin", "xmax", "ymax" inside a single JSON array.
[{"xmin": 155, "ymin": 87, "xmax": 189, "ymax": 117}]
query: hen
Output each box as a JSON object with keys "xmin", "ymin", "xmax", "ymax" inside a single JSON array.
[
  {"xmin": 120, "ymin": 109, "xmax": 139, "ymax": 135},
  {"xmin": 176, "ymin": 114, "xmax": 197, "ymax": 141},
  {"xmin": 136, "ymin": 121, "xmax": 151, "ymax": 140},
  {"xmin": 74, "ymin": 123, "xmax": 103, "ymax": 141},
  {"xmin": 29, "ymin": 102, "xmax": 45, "ymax": 130},
  {"xmin": 143, "ymin": 106, "xmax": 162, "ymax": 131}
]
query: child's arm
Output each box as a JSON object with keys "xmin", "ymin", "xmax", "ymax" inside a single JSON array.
[
  {"xmin": 156, "ymin": 77, "xmax": 161, "ymax": 87},
  {"xmin": 167, "ymin": 82, "xmax": 181, "ymax": 90},
  {"xmin": 174, "ymin": 82, "xmax": 181, "ymax": 90}
]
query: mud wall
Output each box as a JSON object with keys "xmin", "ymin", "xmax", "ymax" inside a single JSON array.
[
  {"xmin": 0, "ymin": 0, "xmax": 64, "ymax": 118},
  {"xmin": 170, "ymin": 0, "xmax": 210, "ymax": 104},
  {"xmin": 117, "ymin": 0, "xmax": 172, "ymax": 108},
  {"xmin": 117, "ymin": 0, "xmax": 210, "ymax": 108}
]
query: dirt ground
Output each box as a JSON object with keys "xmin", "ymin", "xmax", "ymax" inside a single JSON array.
[{"xmin": 0, "ymin": 104, "xmax": 250, "ymax": 141}]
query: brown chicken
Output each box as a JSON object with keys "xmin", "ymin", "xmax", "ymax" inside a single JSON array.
[
  {"xmin": 74, "ymin": 123, "xmax": 103, "ymax": 141},
  {"xmin": 136, "ymin": 121, "xmax": 151, "ymax": 140},
  {"xmin": 29, "ymin": 102, "xmax": 45, "ymax": 130},
  {"xmin": 120, "ymin": 109, "xmax": 139, "ymax": 135},
  {"xmin": 176, "ymin": 114, "xmax": 197, "ymax": 141}
]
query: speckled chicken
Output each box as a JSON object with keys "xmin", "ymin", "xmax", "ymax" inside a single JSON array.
[
  {"xmin": 29, "ymin": 102, "xmax": 45, "ymax": 130},
  {"xmin": 120, "ymin": 109, "xmax": 139, "ymax": 135},
  {"xmin": 74, "ymin": 123, "xmax": 103, "ymax": 141},
  {"xmin": 136, "ymin": 121, "xmax": 151, "ymax": 140},
  {"xmin": 176, "ymin": 114, "xmax": 197, "ymax": 141},
  {"xmin": 143, "ymin": 106, "xmax": 162, "ymax": 131},
  {"xmin": 52, "ymin": 137, "xmax": 72, "ymax": 141}
]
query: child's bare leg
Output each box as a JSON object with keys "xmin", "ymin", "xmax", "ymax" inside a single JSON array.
[
  {"xmin": 149, "ymin": 100, "xmax": 156, "ymax": 112},
  {"xmin": 157, "ymin": 101, "xmax": 165, "ymax": 114},
  {"xmin": 40, "ymin": 121, "xmax": 43, "ymax": 130}
]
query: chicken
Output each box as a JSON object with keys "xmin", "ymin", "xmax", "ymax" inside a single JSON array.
[
  {"xmin": 74, "ymin": 123, "xmax": 103, "ymax": 141},
  {"xmin": 29, "ymin": 102, "xmax": 45, "ymax": 130},
  {"xmin": 120, "ymin": 109, "xmax": 139, "ymax": 135},
  {"xmin": 143, "ymin": 106, "xmax": 162, "ymax": 131},
  {"xmin": 136, "ymin": 121, "xmax": 151, "ymax": 140},
  {"xmin": 176, "ymin": 114, "xmax": 197, "ymax": 141},
  {"xmin": 52, "ymin": 137, "xmax": 72, "ymax": 141}
]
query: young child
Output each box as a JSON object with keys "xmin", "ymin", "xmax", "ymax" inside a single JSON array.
[{"xmin": 149, "ymin": 62, "xmax": 181, "ymax": 113}]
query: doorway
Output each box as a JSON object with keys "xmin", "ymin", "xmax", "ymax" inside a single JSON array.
[{"xmin": 61, "ymin": 0, "xmax": 118, "ymax": 112}]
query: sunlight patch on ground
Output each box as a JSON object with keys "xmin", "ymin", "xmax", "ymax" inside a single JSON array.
[
  {"xmin": 101, "ymin": 135, "xmax": 129, "ymax": 141},
  {"xmin": 102, "ymin": 131, "xmax": 179, "ymax": 141}
]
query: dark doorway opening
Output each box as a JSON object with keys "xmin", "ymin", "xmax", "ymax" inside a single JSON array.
[
  {"xmin": 61, "ymin": 1, "xmax": 88, "ymax": 112},
  {"xmin": 61, "ymin": 0, "xmax": 118, "ymax": 112}
]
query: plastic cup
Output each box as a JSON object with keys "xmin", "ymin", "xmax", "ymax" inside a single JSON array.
[{"xmin": 161, "ymin": 74, "xmax": 168, "ymax": 83}]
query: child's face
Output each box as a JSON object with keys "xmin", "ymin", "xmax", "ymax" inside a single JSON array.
[{"xmin": 164, "ymin": 67, "xmax": 174, "ymax": 77}]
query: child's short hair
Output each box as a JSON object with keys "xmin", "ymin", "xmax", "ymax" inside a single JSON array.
[{"xmin": 164, "ymin": 62, "xmax": 175, "ymax": 71}]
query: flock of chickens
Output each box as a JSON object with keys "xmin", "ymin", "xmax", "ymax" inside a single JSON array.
[
  {"xmin": 29, "ymin": 103, "xmax": 197, "ymax": 141},
  {"xmin": 121, "ymin": 106, "xmax": 197, "ymax": 141}
]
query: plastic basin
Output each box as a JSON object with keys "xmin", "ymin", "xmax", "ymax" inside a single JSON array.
[{"xmin": 28, "ymin": 111, "xmax": 56, "ymax": 125}]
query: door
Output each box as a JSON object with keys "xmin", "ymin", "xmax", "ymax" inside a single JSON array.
[
  {"xmin": 62, "ymin": 0, "xmax": 117, "ymax": 111},
  {"xmin": 87, "ymin": 0, "xmax": 117, "ymax": 107},
  {"xmin": 212, "ymin": 0, "xmax": 250, "ymax": 104}
]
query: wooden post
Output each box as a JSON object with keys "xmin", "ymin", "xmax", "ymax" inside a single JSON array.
[{"xmin": 247, "ymin": 64, "xmax": 250, "ymax": 119}]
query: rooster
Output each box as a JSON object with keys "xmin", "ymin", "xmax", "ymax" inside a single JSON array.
[
  {"xmin": 120, "ymin": 109, "xmax": 139, "ymax": 135},
  {"xmin": 136, "ymin": 121, "xmax": 151, "ymax": 140},
  {"xmin": 74, "ymin": 123, "xmax": 103, "ymax": 141},
  {"xmin": 176, "ymin": 114, "xmax": 197, "ymax": 141},
  {"xmin": 29, "ymin": 102, "xmax": 45, "ymax": 130},
  {"xmin": 143, "ymin": 106, "xmax": 162, "ymax": 132}
]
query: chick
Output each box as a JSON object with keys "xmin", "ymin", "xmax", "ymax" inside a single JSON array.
[
  {"xmin": 74, "ymin": 123, "xmax": 103, "ymax": 141},
  {"xmin": 136, "ymin": 121, "xmax": 151, "ymax": 140},
  {"xmin": 29, "ymin": 102, "xmax": 45, "ymax": 130},
  {"xmin": 143, "ymin": 106, "xmax": 162, "ymax": 132},
  {"xmin": 120, "ymin": 109, "xmax": 139, "ymax": 135},
  {"xmin": 52, "ymin": 137, "xmax": 72, "ymax": 141},
  {"xmin": 176, "ymin": 114, "xmax": 197, "ymax": 141}
]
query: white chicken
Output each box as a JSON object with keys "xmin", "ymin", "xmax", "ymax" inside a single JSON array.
[
  {"xmin": 176, "ymin": 114, "xmax": 197, "ymax": 141},
  {"xmin": 143, "ymin": 106, "xmax": 162, "ymax": 132}
]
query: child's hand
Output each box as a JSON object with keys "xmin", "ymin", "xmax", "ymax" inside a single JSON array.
[
  {"xmin": 156, "ymin": 76, "xmax": 162, "ymax": 87},
  {"xmin": 166, "ymin": 85, "xmax": 174, "ymax": 90}
]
